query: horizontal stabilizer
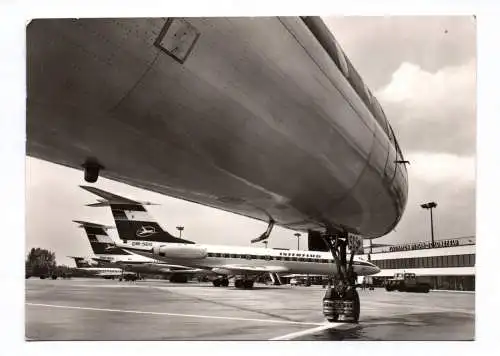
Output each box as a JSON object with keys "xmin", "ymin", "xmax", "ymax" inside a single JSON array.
[
  {"xmin": 86, "ymin": 202, "xmax": 113, "ymax": 207},
  {"xmin": 91, "ymin": 257, "xmax": 114, "ymax": 263},
  {"xmin": 80, "ymin": 186, "xmax": 139, "ymax": 204},
  {"xmin": 72, "ymin": 220, "xmax": 114, "ymax": 230},
  {"xmin": 80, "ymin": 186, "xmax": 157, "ymax": 206},
  {"xmin": 86, "ymin": 201, "xmax": 158, "ymax": 207},
  {"xmin": 67, "ymin": 256, "xmax": 85, "ymax": 260}
]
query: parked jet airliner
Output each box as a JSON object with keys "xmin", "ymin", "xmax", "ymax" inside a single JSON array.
[
  {"xmin": 68, "ymin": 256, "xmax": 123, "ymax": 279},
  {"xmin": 81, "ymin": 186, "xmax": 380, "ymax": 289},
  {"xmin": 74, "ymin": 220, "xmax": 207, "ymax": 282}
]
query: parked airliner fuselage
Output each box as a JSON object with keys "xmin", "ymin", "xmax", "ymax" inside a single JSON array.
[{"xmin": 119, "ymin": 241, "xmax": 380, "ymax": 277}]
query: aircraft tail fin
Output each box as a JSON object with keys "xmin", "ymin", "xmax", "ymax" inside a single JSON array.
[
  {"xmin": 80, "ymin": 186, "xmax": 194, "ymax": 244},
  {"xmin": 68, "ymin": 256, "xmax": 92, "ymax": 268},
  {"xmin": 73, "ymin": 220, "xmax": 132, "ymax": 255}
]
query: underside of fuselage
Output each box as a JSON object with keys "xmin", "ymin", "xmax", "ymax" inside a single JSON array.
[{"xmin": 26, "ymin": 17, "xmax": 408, "ymax": 238}]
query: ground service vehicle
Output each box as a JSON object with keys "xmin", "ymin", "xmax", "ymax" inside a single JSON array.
[{"xmin": 385, "ymin": 273, "xmax": 430, "ymax": 293}]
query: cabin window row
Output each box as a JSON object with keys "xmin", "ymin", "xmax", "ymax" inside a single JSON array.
[
  {"xmin": 374, "ymin": 254, "xmax": 475, "ymax": 270},
  {"xmin": 279, "ymin": 252, "xmax": 322, "ymax": 258},
  {"xmin": 206, "ymin": 252, "xmax": 334, "ymax": 263}
]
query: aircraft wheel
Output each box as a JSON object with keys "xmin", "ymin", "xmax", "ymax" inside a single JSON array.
[
  {"xmin": 323, "ymin": 287, "xmax": 339, "ymax": 322},
  {"xmin": 243, "ymin": 280, "xmax": 254, "ymax": 289},
  {"xmin": 351, "ymin": 289, "xmax": 360, "ymax": 323},
  {"xmin": 234, "ymin": 279, "xmax": 244, "ymax": 288},
  {"xmin": 221, "ymin": 278, "xmax": 229, "ymax": 287},
  {"xmin": 323, "ymin": 288, "xmax": 359, "ymax": 323},
  {"xmin": 213, "ymin": 279, "xmax": 221, "ymax": 287}
]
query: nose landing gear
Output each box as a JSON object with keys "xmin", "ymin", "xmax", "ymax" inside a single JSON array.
[
  {"xmin": 322, "ymin": 232, "xmax": 360, "ymax": 323},
  {"xmin": 323, "ymin": 283, "xmax": 360, "ymax": 322}
]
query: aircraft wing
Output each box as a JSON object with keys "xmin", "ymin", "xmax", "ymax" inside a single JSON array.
[
  {"xmin": 109, "ymin": 257, "xmax": 208, "ymax": 275},
  {"xmin": 145, "ymin": 263, "xmax": 207, "ymax": 274},
  {"xmin": 170, "ymin": 268, "xmax": 208, "ymax": 274},
  {"xmin": 214, "ymin": 264, "xmax": 290, "ymax": 274},
  {"xmin": 94, "ymin": 271, "xmax": 122, "ymax": 277}
]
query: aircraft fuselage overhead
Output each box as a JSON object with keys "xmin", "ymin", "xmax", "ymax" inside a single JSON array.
[{"xmin": 27, "ymin": 17, "xmax": 408, "ymax": 238}]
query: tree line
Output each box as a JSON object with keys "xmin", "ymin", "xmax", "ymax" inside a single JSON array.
[{"xmin": 25, "ymin": 247, "xmax": 84, "ymax": 278}]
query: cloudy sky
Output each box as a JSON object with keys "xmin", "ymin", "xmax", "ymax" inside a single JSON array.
[
  {"xmin": 325, "ymin": 16, "xmax": 476, "ymax": 243},
  {"xmin": 26, "ymin": 16, "xmax": 476, "ymax": 266}
]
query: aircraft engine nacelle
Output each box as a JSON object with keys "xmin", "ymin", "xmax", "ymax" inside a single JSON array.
[{"xmin": 153, "ymin": 244, "xmax": 208, "ymax": 259}]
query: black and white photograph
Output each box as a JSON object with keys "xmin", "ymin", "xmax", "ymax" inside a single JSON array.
[{"xmin": 12, "ymin": 5, "xmax": 484, "ymax": 345}]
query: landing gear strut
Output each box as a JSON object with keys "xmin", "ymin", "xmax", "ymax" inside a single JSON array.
[{"xmin": 322, "ymin": 232, "xmax": 360, "ymax": 323}]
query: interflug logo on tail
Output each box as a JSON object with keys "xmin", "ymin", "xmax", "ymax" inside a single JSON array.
[{"xmin": 136, "ymin": 225, "xmax": 157, "ymax": 238}]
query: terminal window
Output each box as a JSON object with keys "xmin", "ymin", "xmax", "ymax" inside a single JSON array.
[{"xmin": 374, "ymin": 254, "xmax": 475, "ymax": 269}]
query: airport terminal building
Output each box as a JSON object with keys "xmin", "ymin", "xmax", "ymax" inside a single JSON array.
[{"xmin": 360, "ymin": 236, "xmax": 476, "ymax": 291}]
